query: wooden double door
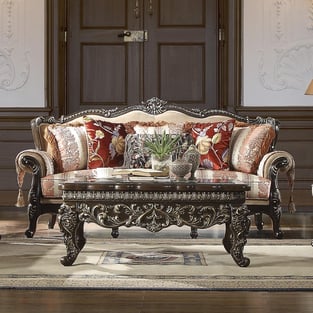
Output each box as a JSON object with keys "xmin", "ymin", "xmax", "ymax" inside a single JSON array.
[{"xmin": 67, "ymin": 0, "xmax": 220, "ymax": 113}]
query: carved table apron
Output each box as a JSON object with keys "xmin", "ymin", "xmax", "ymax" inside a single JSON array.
[{"xmin": 58, "ymin": 179, "xmax": 251, "ymax": 267}]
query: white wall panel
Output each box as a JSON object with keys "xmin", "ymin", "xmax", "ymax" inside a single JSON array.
[
  {"xmin": 0, "ymin": 0, "xmax": 45, "ymax": 107},
  {"xmin": 242, "ymin": 0, "xmax": 313, "ymax": 106}
]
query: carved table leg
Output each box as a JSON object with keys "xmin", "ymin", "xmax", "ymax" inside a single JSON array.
[
  {"xmin": 190, "ymin": 227, "xmax": 198, "ymax": 239},
  {"xmin": 111, "ymin": 227, "xmax": 119, "ymax": 238},
  {"xmin": 229, "ymin": 205, "xmax": 251, "ymax": 267},
  {"xmin": 58, "ymin": 204, "xmax": 86, "ymax": 266}
]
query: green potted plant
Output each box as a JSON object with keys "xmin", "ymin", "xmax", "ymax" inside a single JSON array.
[{"xmin": 144, "ymin": 131, "xmax": 181, "ymax": 173}]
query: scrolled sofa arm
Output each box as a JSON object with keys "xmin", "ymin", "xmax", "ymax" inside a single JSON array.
[
  {"xmin": 15, "ymin": 149, "xmax": 55, "ymax": 207},
  {"xmin": 257, "ymin": 151, "xmax": 296, "ymax": 213}
]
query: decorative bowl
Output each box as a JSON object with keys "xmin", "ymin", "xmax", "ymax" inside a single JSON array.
[{"xmin": 170, "ymin": 159, "xmax": 192, "ymax": 181}]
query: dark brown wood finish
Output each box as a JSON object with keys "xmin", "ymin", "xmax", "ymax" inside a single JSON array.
[
  {"xmin": 143, "ymin": 0, "xmax": 218, "ymax": 108},
  {"xmin": 1, "ymin": 290, "xmax": 313, "ymax": 313},
  {"xmin": 67, "ymin": 0, "xmax": 219, "ymax": 111},
  {"xmin": 59, "ymin": 178, "xmax": 250, "ymax": 266}
]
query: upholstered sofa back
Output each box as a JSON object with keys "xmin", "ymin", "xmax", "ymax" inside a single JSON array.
[{"xmin": 30, "ymin": 99, "xmax": 278, "ymax": 177}]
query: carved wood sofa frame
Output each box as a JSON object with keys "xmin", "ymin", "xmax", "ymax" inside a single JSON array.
[{"xmin": 15, "ymin": 98, "xmax": 295, "ymax": 239}]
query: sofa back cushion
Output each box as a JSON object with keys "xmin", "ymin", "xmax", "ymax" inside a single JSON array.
[
  {"xmin": 45, "ymin": 125, "xmax": 88, "ymax": 173},
  {"xmin": 84, "ymin": 117, "xmax": 127, "ymax": 168},
  {"xmin": 230, "ymin": 124, "xmax": 276, "ymax": 174},
  {"xmin": 185, "ymin": 119, "xmax": 235, "ymax": 170}
]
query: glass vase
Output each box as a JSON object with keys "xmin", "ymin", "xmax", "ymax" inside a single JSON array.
[{"xmin": 151, "ymin": 154, "xmax": 172, "ymax": 175}]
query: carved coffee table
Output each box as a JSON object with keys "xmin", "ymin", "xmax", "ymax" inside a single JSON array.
[{"xmin": 58, "ymin": 178, "xmax": 251, "ymax": 267}]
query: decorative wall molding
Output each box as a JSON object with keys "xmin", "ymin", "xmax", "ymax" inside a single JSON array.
[
  {"xmin": 0, "ymin": 0, "xmax": 45, "ymax": 108},
  {"xmin": 243, "ymin": 0, "xmax": 313, "ymax": 106},
  {"xmin": 307, "ymin": 0, "xmax": 313, "ymax": 30},
  {"xmin": 258, "ymin": 43, "xmax": 313, "ymax": 91},
  {"xmin": 0, "ymin": 0, "xmax": 30, "ymax": 91}
]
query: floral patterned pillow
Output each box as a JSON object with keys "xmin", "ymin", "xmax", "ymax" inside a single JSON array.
[
  {"xmin": 83, "ymin": 117, "xmax": 126, "ymax": 168},
  {"xmin": 188, "ymin": 119, "xmax": 235, "ymax": 170}
]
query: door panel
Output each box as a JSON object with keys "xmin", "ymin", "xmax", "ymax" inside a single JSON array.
[
  {"xmin": 159, "ymin": 0, "xmax": 205, "ymax": 26},
  {"xmin": 143, "ymin": 0, "xmax": 218, "ymax": 109},
  {"xmin": 67, "ymin": 0, "xmax": 141, "ymax": 112},
  {"xmin": 159, "ymin": 44, "xmax": 205, "ymax": 103},
  {"xmin": 82, "ymin": 44, "xmax": 127, "ymax": 103},
  {"xmin": 82, "ymin": 0, "xmax": 127, "ymax": 28},
  {"xmin": 67, "ymin": 0, "xmax": 218, "ymax": 113}
]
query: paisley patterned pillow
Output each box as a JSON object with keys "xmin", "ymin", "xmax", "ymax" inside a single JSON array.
[
  {"xmin": 45, "ymin": 125, "xmax": 88, "ymax": 173},
  {"xmin": 83, "ymin": 117, "xmax": 127, "ymax": 169},
  {"xmin": 230, "ymin": 124, "xmax": 276, "ymax": 174}
]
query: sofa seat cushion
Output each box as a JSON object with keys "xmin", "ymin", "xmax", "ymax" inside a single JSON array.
[
  {"xmin": 41, "ymin": 170, "xmax": 94, "ymax": 198},
  {"xmin": 195, "ymin": 169, "xmax": 271, "ymax": 200},
  {"xmin": 41, "ymin": 168, "xmax": 271, "ymax": 200}
]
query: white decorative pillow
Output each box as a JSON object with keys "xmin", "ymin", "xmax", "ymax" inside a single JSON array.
[
  {"xmin": 134, "ymin": 123, "xmax": 184, "ymax": 135},
  {"xmin": 124, "ymin": 121, "xmax": 184, "ymax": 135}
]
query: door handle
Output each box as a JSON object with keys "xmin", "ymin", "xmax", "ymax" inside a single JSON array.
[
  {"xmin": 118, "ymin": 31, "xmax": 131, "ymax": 38},
  {"xmin": 117, "ymin": 30, "xmax": 148, "ymax": 42}
]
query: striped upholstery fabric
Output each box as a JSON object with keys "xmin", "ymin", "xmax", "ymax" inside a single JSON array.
[
  {"xmin": 41, "ymin": 168, "xmax": 271, "ymax": 200},
  {"xmin": 195, "ymin": 169, "xmax": 271, "ymax": 200}
]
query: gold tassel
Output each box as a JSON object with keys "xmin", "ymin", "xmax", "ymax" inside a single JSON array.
[
  {"xmin": 288, "ymin": 196, "xmax": 296, "ymax": 214},
  {"xmin": 15, "ymin": 188, "xmax": 26, "ymax": 207}
]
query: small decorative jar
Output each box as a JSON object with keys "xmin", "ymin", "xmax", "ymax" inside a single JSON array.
[{"xmin": 183, "ymin": 144, "xmax": 200, "ymax": 180}]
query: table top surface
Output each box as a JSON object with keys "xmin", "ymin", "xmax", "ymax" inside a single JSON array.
[{"xmin": 59, "ymin": 177, "xmax": 250, "ymax": 192}]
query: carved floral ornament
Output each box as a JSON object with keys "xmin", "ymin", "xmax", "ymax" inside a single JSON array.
[
  {"xmin": 0, "ymin": 0, "xmax": 30, "ymax": 91},
  {"xmin": 254, "ymin": 0, "xmax": 313, "ymax": 92}
]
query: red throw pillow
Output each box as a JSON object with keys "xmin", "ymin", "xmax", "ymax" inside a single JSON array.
[
  {"xmin": 189, "ymin": 119, "xmax": 235, "ymax": 170},
  {"xmin": 84, "ymin": 117, "xmax": 126, "ymax": 168}
]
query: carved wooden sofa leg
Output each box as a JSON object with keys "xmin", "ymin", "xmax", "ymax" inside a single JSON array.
[
  {"xmin": 25, "ymin": 204, "xmax": 41, "ymax": 238},
  {"xmin": 254, "ymin": 213, "xmax": 264, "ymax": 231},
  {"xmin": 268, "ymin": 204, "xmax": 283, "ymax": 239},
  {"xmin": 48, "ymin": 214, "xmax": 57, "ymax": 229}
]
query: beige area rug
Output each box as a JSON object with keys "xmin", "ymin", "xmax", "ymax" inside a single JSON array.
[{"xmin": 0, "ymin": 226, "xmax": 312, "ymax": 291}]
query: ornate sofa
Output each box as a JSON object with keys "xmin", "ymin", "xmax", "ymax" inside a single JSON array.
[{"xmin": 15, "ymin": 97, "xmax": 295, "ymax": 239}]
